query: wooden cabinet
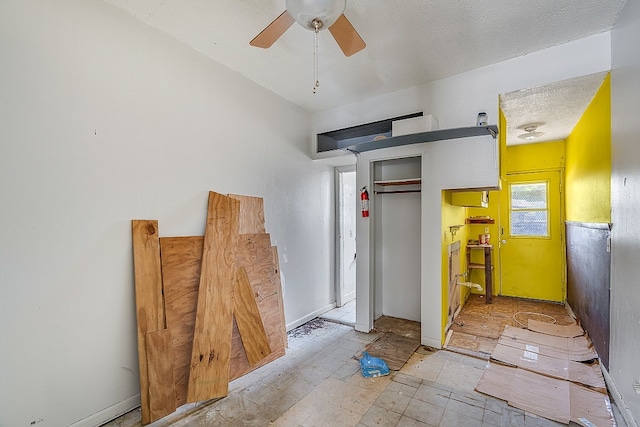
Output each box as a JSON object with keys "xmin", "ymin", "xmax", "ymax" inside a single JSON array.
[{"xmin": 466, "ymin": 244, "xmax": 493, "ymax": 304}]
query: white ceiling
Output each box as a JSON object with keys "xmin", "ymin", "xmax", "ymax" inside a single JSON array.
[
  {"xmin": 500, "ymin": 71, "xmax": 609, "ymax": 145},
  {"xmin": 105, "ymin": 0, "xmax": 624, "ymax": 141}
]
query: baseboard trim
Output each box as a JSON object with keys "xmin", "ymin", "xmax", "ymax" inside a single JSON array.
[
  {"xmin": 602, "ymin": 365, "xmax": 639, "ymax": 427},
  {"xmin": 68, "ymin": 394, "xmax": 140, "ymax": 427},
  {"xmin": 286, "ymin": 303, "xmax": 336, "ymax": 331},
  {"xmin": 421, "ymin": 336, "xmax": 442, "ymax": 349}
]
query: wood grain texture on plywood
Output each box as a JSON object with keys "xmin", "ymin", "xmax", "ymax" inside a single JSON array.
[
  {"xmin": 234, "ymin": 266, "xmax": 271, "ymax": 365},
  {"xmin": 228, "ymin": 194, "xmax": 266, "ymax": 235},
  {"xmin": 271, "ymin": 246, "xmax": 287, "ymax": 350},
  {"xmin": 187, "ymin": 192, "xmax": 239, "ymax": 403},
  {"xmin": 159, "ymin": 236, "xmax": 202, "ymax": 407},
  {"xmin": 229, "ymin": 236, "xmax": 287, "ymax": 380},
  {"xmin": 159, "ymin": 235, "xmax": 287, "ymax": 395},
  {"xmin": 131, "ymin": 220, "xmax": 165, "ymax": 425},
  {"xmin": 146, "ymin": 329, "xmax": 177, "ymax": 422}
]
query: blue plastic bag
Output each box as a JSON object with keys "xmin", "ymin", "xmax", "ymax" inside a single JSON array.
[{"xmin": 360, "ymin": 351, "xmax": 390, "ymax": 378}]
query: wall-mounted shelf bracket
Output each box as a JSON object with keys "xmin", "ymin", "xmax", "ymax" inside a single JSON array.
[{"xmin": 449, "ymin": 224, "xmax": 465, "ymax": 238}]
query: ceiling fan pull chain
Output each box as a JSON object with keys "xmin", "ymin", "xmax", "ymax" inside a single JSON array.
[{"xmin": 313, "ymin": 20, "xmax": 320, "ymax": 94}]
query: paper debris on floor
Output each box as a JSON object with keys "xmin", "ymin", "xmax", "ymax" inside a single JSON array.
[
  {"xmin": 489, "ymin": 343, "xmax": 606, "ymax": 392},
  {"xmin": 498, "ymin": 325, "xmax": 597, "ymax": 362},
  {"xmin": 476, "ymin": 362, "xmax": 615, "ymax": 426},
  {"xmin": 475, "ymin": 318, "xmax": 615, "ymax": 426},
  {"xmin": 527, "ymin": 319, "xmax": 586, "ymax": 338}
]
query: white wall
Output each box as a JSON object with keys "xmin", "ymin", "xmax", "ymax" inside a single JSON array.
[
  {"xmin": 0, "ymin": 1, "xmax": 334, "ymax": 426},
  {"xmin": 313, "ymin": 32, "xmax": 611, "ymax": 154},
  {"xmin": 343, "ymin": 33, "xmax": 612, "ymax": 347},
  {"xmin": 375, "ymin": 157, "xmax": 422, "ymax": 322},
  {"xmin": 611, "ymin": 0, "xmax": 640, "ymax": 423}
]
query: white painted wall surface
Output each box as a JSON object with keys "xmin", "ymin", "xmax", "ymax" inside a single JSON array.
[
  {"xmin": 346, "ymin": 34, "xmax": 612, "ymax": 347},
  {"xmin": 0, "ymin": 1, "xmax": 334, "ymax": 426},
  {"xmin": 611, "ymin": 0, "xmax": 640, "ymax": 423},
  {"xmin": 380, "ymin": 192, "xmax": 421, "ymax": 321},
  {"xmin": 312, "ymin": 32, "xmax": 611, "ymax": 160},
  {"xmin": 375, "ymin": 157, "xmax": 422, "ymax": 322}
]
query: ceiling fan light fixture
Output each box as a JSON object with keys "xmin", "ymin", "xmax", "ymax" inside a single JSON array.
[
  {"xmin": 517, "ymin": 124, "xmax": 545, "ymax": 140},
  {"xmin": 286, "ymin": 0, "xmax": 346, "ymax": 30}
]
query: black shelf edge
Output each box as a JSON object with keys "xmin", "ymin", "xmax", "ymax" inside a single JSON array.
[
  {"xmin": 346, "ymin": 125, "xmax": 498, "ymax": 154},
  {"xmin": 316, "ymin": 112, "xmax": 423, "ymax": 153}
]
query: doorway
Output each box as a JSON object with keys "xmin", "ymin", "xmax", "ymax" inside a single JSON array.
[
  {"xmin": 499, "ymin": 171, "xmax": 564, "ymax": 301},
  {"xmin": 336, "ymin": 167, "xmax": 357, "ymax": 307}
]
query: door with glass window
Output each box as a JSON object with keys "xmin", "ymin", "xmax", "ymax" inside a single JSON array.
[{"xmin": 499, "ymin": 171, "xmax": 564, "ymax": 301}]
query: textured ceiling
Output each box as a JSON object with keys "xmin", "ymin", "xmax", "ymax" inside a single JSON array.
[
  {"xmin": 104, "ymin": 0, "xmax": 623, "ymax": 142},
  {"xmin": 500, "ymin": 72, "xmax": 609, "ymax": 145}
]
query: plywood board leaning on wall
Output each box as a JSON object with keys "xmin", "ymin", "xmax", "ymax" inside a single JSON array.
[
  {"xmin": 230, "ymin": 234, "xmax": 287, "ymax": 379},
  {"xmin": 234, "ymin": 266, "xmax": 272, "ymax": 365},
  {"xmin": 145, "ymin": 329, "xmax": 177, "ymax": 420},
  {"xmin": 131, "ymin": 220, "xmax": 165, "ymax": 425},
  {"xmin": 159, "ymin": 236, "xmax": 202, "ymax": 408},
  {"xmin": 187, "ymin": 192, "xmax": 240, "ymax": 403},
  {"xmin": 133, "ymin": 192, "xmax": 287, "ymax": 424},
  {"xmin": 159, "ymin": 234, "xmax": 287, "ymax": 404},
  {"xmin": 228, "ymin": 194, "xmax": 266, "ymax": 234}
]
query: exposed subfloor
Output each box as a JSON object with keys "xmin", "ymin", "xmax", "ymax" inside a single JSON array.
[
  {"xmin": 105, "ymin": 316, "xmax": 628, "ymax": 427},
  {"xmin": 446, "ymin": 294, "xmax": 577, "ymax": 357}
]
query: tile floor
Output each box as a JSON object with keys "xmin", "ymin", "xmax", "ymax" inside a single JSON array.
[
  {"xmin": 319, "ymin": 298, "xmax": 356, "ymax": 326},
  {"xmin": 105, "ymin": 318, "xmax": 627, "ymax": 427}
]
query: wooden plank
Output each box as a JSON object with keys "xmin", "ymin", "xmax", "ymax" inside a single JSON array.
[
  {"xmin": 131, "ymin": 220, "xmax": 165, "ymax": 425},
  {"xmin": 272, "ymin": 246, "xmax": 288, "ymax": 350},
  {"xmin": 236, "ymin": 234, "xmax": 279, "ymax": 300},
  {"xmin": 364, "ymin": 332, "xmax": 420, "ymax": 371},
  {"xmin": 234, "ymin": 266, "xmax": 271, "ymax": 365},
  {"xmin": 228, "ymin": 194, "xmax": 265, "ymax": 234},
  {"xmin": 187, "ymin": 192, "xmax": 239, "ymax": 403},
  {"xmin": 146, "ymin": 329, "xmax": 177, "ymax": 422},
  {"xmin": 160, "ymin": 235, "xmax": 287, "ymax": 388},
  {"xmin": 229, "ymin": 238, "xmax": 287, "ymax": 380},
  {"xmin": 159, "ymin": 236, "xmax": 202, "ymax": 407}
]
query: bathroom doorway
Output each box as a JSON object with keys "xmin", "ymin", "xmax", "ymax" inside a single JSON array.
[{"xmin": 336, "ymin": 166, "xmax": 357, "ymax": 308}]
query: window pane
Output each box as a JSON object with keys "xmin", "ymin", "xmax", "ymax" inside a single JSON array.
[
  {"xmin": 511, "ymin": 210, "xmax": 548, "ymax": 236},
  {"xmin": 510, "ymin": 181, "xmax": 549, "ymax": 237},
  {"xmin": 511, "ymin": 183, "xmax": 547, "ymax": 209}
]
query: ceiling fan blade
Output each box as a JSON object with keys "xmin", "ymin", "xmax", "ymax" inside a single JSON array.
[
  {"xmin": 250, "ymin": 10, "xmax": 295, "ymax": 48},
  {"xmin": 328, "ymin": 14, "xmax": 366, "ymax": 57}
]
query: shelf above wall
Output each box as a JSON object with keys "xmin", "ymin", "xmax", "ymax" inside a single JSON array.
[
  {"xmin": 317, "ymin": 112, "xmax": 423, "ymax": 153},
  {"xmin": 346, "ymin": 125, "xmax": 498, "ymax": 154}
]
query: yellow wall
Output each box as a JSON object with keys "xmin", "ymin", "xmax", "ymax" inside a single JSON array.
[
  {"xmin": 565, "ymin": 73, "xmax": 611, "ymax": 223},
  {"xmin": 504, "ymin": 140, "xmax": 565, "ymax": 173},
  {"xmin": 441, "ymin": 191, "xmax": 468, "ymax": 341}
]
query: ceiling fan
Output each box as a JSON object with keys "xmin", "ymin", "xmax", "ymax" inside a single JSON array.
[{"xmin": 249, "ymin": 0, "xmax": 366, "ymax": 57}]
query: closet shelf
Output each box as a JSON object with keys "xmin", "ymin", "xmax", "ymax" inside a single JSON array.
[
  {"xmin": 468, "ymin": 262, "xmax": 494, "ymax": 270},
  {"xmin": 374, "ymin": 178, "xmax": 421, "ymax": 186}
]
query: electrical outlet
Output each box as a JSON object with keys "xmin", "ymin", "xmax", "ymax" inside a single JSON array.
[
  {"xmin": 484, "ymin": 227, "xmax": 489, "ymax": 234},
  {"xmin": 634, "ymin": 383, "xmax": 640, "ymax": 395}
]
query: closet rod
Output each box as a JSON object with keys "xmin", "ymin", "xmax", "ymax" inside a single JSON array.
[{"xmin": 374, "ymin": 190, "xmax": 421, "ymax": 195}]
